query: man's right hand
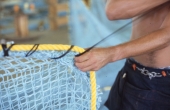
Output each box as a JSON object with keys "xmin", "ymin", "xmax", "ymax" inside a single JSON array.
[{"xmin": 74, "ymin": 48, "xmax": 113, "ymax": 72}]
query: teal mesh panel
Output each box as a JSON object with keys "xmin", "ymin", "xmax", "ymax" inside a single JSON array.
[
  {"xmin": 0, "ymin": 50, "xmax": 100, "ymax": 110},
  {"xmin": 69, "ymin": 0, "xmax": 131, "ymax": 48}
]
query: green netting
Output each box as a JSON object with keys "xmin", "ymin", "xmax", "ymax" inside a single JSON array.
[{"xmin": 0, "ymin": 49, "xmax": 100, "ymax": 110}]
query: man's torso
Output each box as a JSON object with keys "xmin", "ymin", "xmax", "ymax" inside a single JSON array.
[{"xmin": 131, "ymin": 2, "xmax": 170, "ymax": 68}]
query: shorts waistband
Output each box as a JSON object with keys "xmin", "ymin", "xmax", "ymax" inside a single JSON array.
[{"xmin": 125, "ymin": 58, "xmax": 170, "ymax": 79}]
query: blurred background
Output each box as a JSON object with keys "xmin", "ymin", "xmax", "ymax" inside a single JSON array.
[
  {"xmin": 0, "ymin": 0, "xmax": 70, "ymax": 44},
  {"xmin": 0, "ymin": 0, "xmax": 132, "ymax": 109}
]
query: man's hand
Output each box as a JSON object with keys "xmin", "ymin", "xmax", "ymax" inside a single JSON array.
[{"xmin": 74, "ymin": 48, "xmax": 112, "ymax": 72}]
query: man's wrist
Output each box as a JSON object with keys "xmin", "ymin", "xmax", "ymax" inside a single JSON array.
[{"xmin": 106, "ymin": 46, "xmax": 122, "ymax": 62}]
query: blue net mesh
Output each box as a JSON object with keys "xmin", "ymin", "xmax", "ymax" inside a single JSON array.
[
  {"xmin": 69, "ymin": 0, "xmax": 132, "ymax": 48},
  {"xmin": 69, "ymin": 1, "xmax": 132, "ymax": 109},
  {"xmin": 0, "ymin": 49, "xmax": 99, "ymax": 110}
]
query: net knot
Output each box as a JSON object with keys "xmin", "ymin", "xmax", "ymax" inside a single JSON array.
[{"xmin": 1, "ymin": 44, "xmax": 14, "ymax": 57}]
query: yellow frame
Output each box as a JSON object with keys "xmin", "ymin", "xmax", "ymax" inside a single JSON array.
[{"xmin": 0, "ymin": 44, "xmax": 97, "ymax": 110}]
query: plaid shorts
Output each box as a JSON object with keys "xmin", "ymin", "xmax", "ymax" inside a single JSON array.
[{"xmin": 105, "ymin": 59, "xmax": 170, "ymax": 110}]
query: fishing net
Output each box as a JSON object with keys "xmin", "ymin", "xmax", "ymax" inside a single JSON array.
[
  {"xmin": 0, "ymin": 44, "xmax": 101, "ymax": 110},
  {"xmin": 69, "ymin": 1, "xmax": 132, "ymax": 108}
]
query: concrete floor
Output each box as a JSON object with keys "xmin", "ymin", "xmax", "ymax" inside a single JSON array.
[{"xmin": 1, "ymin": 26, "xmax": 70, "ymax": 44}]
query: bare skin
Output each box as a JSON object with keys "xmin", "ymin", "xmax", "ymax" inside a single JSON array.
[
  {"xmin": 75, "ymin": 0, "xmax": 170, "ymax": 72},
  {"xmin": 132, "ymin": 2, "xmax": 170, "ymax": 67}
]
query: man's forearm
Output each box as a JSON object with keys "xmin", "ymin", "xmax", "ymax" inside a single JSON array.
[
  {"xmin": 108, "ymin": 27, "xmax": 170, "ymax": 62},
  {"xmin": 105, "ymin": 0, "xmax": 168, "ymax": 20}
]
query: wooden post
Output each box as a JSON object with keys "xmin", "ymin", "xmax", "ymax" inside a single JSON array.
[
  {"xmin": 14, "ymin": 13, "xmax": 29, "ymax": 38},
  {"xmin": 48, "ymin": 0, "xmax": 58, "ymax": 30},
  {"xmin": 84, "ymin": 0, "xmax": 91, "ymax": 7}
]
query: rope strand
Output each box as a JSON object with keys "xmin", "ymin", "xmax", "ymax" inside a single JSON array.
[
  {"xmin": 25, "ymin": 44, "xmax": 39, "ymax": 57},
  {"xmin": 52, "ymin": 45, "xmax": 74, "ymax": 59}
]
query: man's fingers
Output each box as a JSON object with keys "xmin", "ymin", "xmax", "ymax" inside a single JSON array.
[
  {"xmin": 74, "ymin": 56, "xmax": 88, "ymax": 63},
  {"xmin": 74, "ymin": 53, "xmax": 90, "ymax": 63},
  {"xmin": 77, "ymin": 63, "xmax": 96, "ymax": 72},
  {"xmin": 75, "ymin": 58, "xmax": 95, "ymax": 69},
  {"xmin": 79, "ymin": 63, "xmax": 100, "ymax": 72},
  {"xmin": 80, "ymin": 66, "xmax": 94, "ymax": 72}
]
